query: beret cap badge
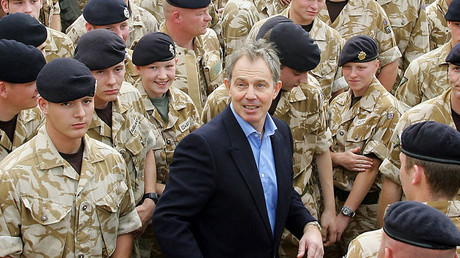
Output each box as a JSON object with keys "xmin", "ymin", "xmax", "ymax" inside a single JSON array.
[
  {"xmin": 124, "ymin": 7, "xmax": 130, "ymax": 18},
  {"xmin": 169, "ymin": 44, "xmax": 175, "ymax": 56},
  {"xmin": 358, "ymin": 51, "xmax": 366, "ymax": 60}
]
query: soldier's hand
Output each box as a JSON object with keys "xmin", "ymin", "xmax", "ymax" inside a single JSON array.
[
  {"xmin": 320, "ymin": 209, "xmax": 337, "ymax": 246},
  {"xmin": 336, "ymin": 147, "xmax": 373, "ymax": 172},
  {"xmin": 335, "ymin": 213, "xmax": 351, "ymax": 241},
  {"xmin": 132, "ymin": 199, "xmax": 156, "ymax": 238}
]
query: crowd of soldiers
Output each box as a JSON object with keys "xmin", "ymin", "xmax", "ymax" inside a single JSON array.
[{"xmin": 1, "ymin": 0, "xmax": 460, "ymax": 257}]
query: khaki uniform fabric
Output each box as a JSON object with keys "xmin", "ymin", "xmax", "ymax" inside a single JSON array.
[
  {"xmin": 0, "ymin": 107, "xmax": 43, "ymax": 162},
  {"xmin": 328, "ymin": 78, "xmax": 403, "ymax": 248},
  {"xmin": 377, "ymin": 0, "xmax": 430, "ymax": 77},
  {"xmin": 0, "ymin": 127, "xmax": 141, "ymax": 257},
  {"xmin": 426, "ymin": 0, "xmax": 451, "ymax": 50},
  {"xmin": 346, "ymin": 200, "xmax": 460, "ymax": 258},
  {"xmin": 160, "ymin": 23, "xmax": 223, "ymax": 112},
  {"xmin": 380, "ymin": 89, "xmax": 456, "ymax": 186},
  {"xmin": 133, "ymin": 80, "xmax": 201, "ymax": 185},
  {"xmin": 248, "ymin": 8, "xmax": 347, "ymax": 104},
  {"xmin": 86, "ymin": 82, "xmax": 159, "ymax": 204},
  {"xmin": 395, "ymin": 41, "xmax": 451, "ymax": 108},
  {"xmin": 66, "ymin": 0, "xmax": 159, "ymax": 49},
  {"xmin": 45, "ymin": 27, "xmax": 75, "ymax": 62},
  {"xmin": 39, "ymin": 0, "xmax": 60, "ymax": 28},
  {"xmin": 317, "ymin": 0, "xmax": 401, "ymax": 69}
]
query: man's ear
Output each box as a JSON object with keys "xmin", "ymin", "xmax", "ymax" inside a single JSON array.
[
  {"xmin": 172, "ymin": 10, "xmax": 181, "ymax": 24},
  {"xmin": 0, "ymin": 81, "xmax": 8, "ymax": 99},
  {"xmin": 38, "ymin": 97, "xmax": 49, "ymax": 115},
  {"xmin": 411, "ymin": 164, "xmax": 424, "ymax": 185},
  {"xmin": 1, "ymin": 0, "xmax": 9, "ymax": 13},
  {"xmin": 85, "ymin": 22, "xmax": 93, "ymax": 32},
  {"xmin": 224, "ymin": 78, "xmax": 231, "ymax": 96}
]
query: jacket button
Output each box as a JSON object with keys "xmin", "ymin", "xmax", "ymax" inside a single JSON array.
[
  {"xmin": 166, "ymin": 140, "xmax": 171, "ymax": 144},
  {"xmin": 41, "ymin": 215, "xmax": 47, "ymax": 222},
  {"xmin": 82, "ymin": 204, "xmax": 88, "ymax": 211},
  {"xmin": 78, "ymin": 255, "xmax": 84, "ymax": 258},
  {"xmin": 339, "ymin": 131, "xmax": 344, "ymax": 136}
]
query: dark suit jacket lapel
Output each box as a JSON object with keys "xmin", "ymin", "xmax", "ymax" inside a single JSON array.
[{"xmin": 222, "ymin": 107, "xmax": 274, "ymax": 240}]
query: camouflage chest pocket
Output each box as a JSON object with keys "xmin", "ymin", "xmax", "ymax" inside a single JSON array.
[
  {"xmin": 344, "ymin": 121, "xmax": 376, "ymax": 153},
  {"xmin": 21, "ymin": 196, "xmax": 72, "ymax": 253},
  {"xmin": 311, "ymin": 59, "xmax": 337, "ymax": 84},
  {"xmin": 119, "ymin": 132, "xmax": 145, "ymax": 191},
  {"xmin": 94, "ymin": 180, "xmax": 129, "ymax": 256}
]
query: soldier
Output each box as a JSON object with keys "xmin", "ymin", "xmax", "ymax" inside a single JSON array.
[
  {"xmin": 247, "ymin": 0, "xmax": 346, "ymax": 104},
  {"xmin": 377, "ymin": 0, "xmax": 430, "ymax": 86},
  {"xmin": 132, "ymin": 31, "xmax": 201, "ymax": 257},
  {"xmin": 348, "ymin": 121, "xmax": 460, "ymax": 257},
  {"xmin": 202, "ymin": 20, "xmax": 337, "ymax": 257},
  {"xmin": 66, "ymin": 0, "xmax": 158, "ymax": 49},
  {"xmin": 327, "ymin": 35, "xmax": 403, "ymax": 256},
  {"xmin": 426, "ymin": 0, "xmax": 452, "ymax": 50},
  {"xmin": 0, "ymin": 40, "xmax": 45, "ymax": 162},
  {"xmin": 39, "ymin": 0, "xmax": 60, "ymax": 31},
  {"xmin": 377, "ymin": 42, "xmax": 460, "ymax": 228},
  {"xmin": 161, "ymin": 0, "xmax": 223, "ymax": 112},
  {"xmin": 1, "ymin": 0, "xmax": 75, "ymax": 62},
  {"xmin": 74, "ymin": 29, "xmax": 161, "ymax": 258},
  {"xmin": 395, "ymin": 0, "xmax": 460, "ymax": 108},
  {"xmin": 0, "ymin": 13, "xmax": 47, "ymax": 56},
  {"xmin": 0, "ymin": 58, "xmax": 142, "ymax": 257},
  {"xmin": 316, "ymin": 0, "xmax": 401, "ymax": 92}
]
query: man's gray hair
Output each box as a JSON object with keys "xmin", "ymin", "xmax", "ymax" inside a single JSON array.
[{"xmin": 225, "ymin": 39, "xmax": 281, "ymax": 86}]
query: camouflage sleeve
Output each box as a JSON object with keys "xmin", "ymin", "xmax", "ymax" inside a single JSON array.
[
  {"xmin": 0, "ymin": 170, "xmax": 23, "ymax": 256},
  {"xmin": 45, "ymin": 29, "xmax": 75, "ymax": 62},
  {"xmin": 374, "ymin": 5, "xmax": 402, "ymax": 67},
  {"xmin": 201, "ymin": 29, "xmax": 223, "ymax": 94},
  {"xmin": 65, "ymin": 15, "xmax": 86, "ymax": 45},
  {"xmin": 401, "ymin": 4, "xmax": 429, "ymax": 71},
  {"xmin": 189, "ymin": 100, "xmax": 203, "ymax": 131},
  {"xmin": 314, "ymin": 95, "xmax": 333, "ymax": 154},
  {"xmin": 346, "ymin": 237, "xmax": 366, "ymax": 258},
  {"xmin": 395, "ymin": 61, "xmax": 423, "ymax": 107},
  {"xmin": 201, "ymin": 84, "xmax": 230, "ymax": 124}
]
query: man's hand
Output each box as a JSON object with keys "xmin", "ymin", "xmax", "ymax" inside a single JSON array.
[
  {"xmin": 132, "ymin": 199, "xmax": 155, "ymax": 238},
  {"xmin": 297, "ymin": 224, "xmax": 324, "ymax": 258},
  {"xmin": 320, "ymin": 209, "xmax": 337, "ymax": 246},
  {"xmin": 333, "ymin": 147, "xmax": 373, "ymax": 172},
  {"xmin": 335, "ymin": 214, "xmax": 351, "ymax": 241}
]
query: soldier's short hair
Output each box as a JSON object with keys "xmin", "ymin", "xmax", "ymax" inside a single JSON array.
[{"xmin": 225, "ymin": 39, "xmax": 280, "ymax": 87}]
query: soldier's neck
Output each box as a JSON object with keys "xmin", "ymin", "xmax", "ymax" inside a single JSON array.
[
  {"xmin": 166, "ymin": 24, "xmax": 195, "ymax": 50},
  {"xmin": 451, "ymin": 94, "xmax": 460, "ymax": 115},
  {"xmin": 0, "ymin": 102, "xmax": 21, "ymax": 122}
]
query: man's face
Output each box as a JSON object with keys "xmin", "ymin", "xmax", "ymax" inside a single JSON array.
[
  {"xmin": 290, "ymin": 0, "xmax": 325, "ymax": 25},
  {"xmin": 342, "ymin": 60, "xmax": 379, "ymax": 96},
  {"xmin": 225, "ymin": 56, "xmax": 281, "ymax": 132},
  {"xmin": 1, "ymin": 0, "xmax": 42, "ymax": 20},
  {"xmin": 136, "ymin": 58, "xmax": 176, "ymax": 99},
  {"xmin": 179, "ymin": 6, "xmax": 211, "ymax": 37},
  {"xmin": 40, "ymin": 96, "xmax": 94, "ymax": 142},
  {"xmin": 91, "ymin": 61, "xmax": 125, "ymax": 108},
  {"xmin": 90, "ymin": 21, "xmax": 129, "ymax": 43},
  {"xmin": 280, "ymin": 66, "xmax": 309, "ymax": 91},
  {"xmin": 1, "ymin": 80, "xmax": 39, "ymax": 111},
  {"xmin": 449, "ymin": 63, "xmax": 460, "ymax": 101},
  {"xmin": 448, "ymin": 21, "xmax": 460, "ymax": 46}
]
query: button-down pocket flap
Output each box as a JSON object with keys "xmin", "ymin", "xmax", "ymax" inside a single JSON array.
[
  {"xmin": 125, "ymin": 134, "xmax": 143, "ymax": 156},
  {"xmin": 22, "ymin": 197, "xmax": 72, "ymax": 225},
  {"xmin": 95, "ymin": 181, "xmax": 128, "ymax": 212}
]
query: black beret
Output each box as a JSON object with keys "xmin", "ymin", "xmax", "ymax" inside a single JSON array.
[
  {"xmin": 133, "ymin": 32, "xmax": 175, "ymax": 66},
  {"xmin": 74, "ymin": 29, "xmax": 126, "ymax": 71},
  {"xmin": 401, "ymin": 121, "xmax": 460, "ymax": 165},
  {"xmin": 256, "ymin": 16, "xmax": 293, "ymax": 40},
  {"xmin": 83, "ymin": 0, "xmax": 129, "ymax": 26},
  {"xmin": 268, "ymin": 22, "xmax": 321, "ymax": 72},
  {"xmin": 0, "ymin": 39, "xmax": 46, "ymax": 83},
  {"xmin": 384, "ymin": 201, "xmax": 460, "ymax": 250},
  {"xmin": 445, "ymin": 0, "xmax": 460, "ymax": 21},
  {"xmin": 338, "ymin": 35, "xmax": 379, "ymax": 67},
  {"xmin": 0, "ymin": 13, "xmax": 47, "ymax": 47},
  {"xmin": 446, "ymin": 42, "xmax": 460, "ymax": 65},
  {"xmin": 166, "ymin": 0, "xmax": 210, "ymax": 8},
  {"xmin": 37, "ymin": 58, "xmax": 96, "ymax": 103}
]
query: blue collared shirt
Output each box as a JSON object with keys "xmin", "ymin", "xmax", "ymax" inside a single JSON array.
[{"xmin": 230, "ymin": 103, "xmax": 278, "ymax": 235}]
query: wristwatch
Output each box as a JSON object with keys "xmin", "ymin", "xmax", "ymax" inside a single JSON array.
[
  {"xmin": 142, "ymin": 192, "xmax": 160, "ymax": 204},
  {"xmin": 341, "ymin": 206, "xmax": 356, "ymax": 218}
]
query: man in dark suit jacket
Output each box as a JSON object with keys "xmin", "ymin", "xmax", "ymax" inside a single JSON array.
[{"xmin": 152, "ymin": 39, "xmax": 323, "ymax": 258}]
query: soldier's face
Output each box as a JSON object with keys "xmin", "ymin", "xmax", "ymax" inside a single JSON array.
[
  {"xmin": 280, "ymin": 66, "xmax": 309, "ymax": 91},
  {"xmin": 39, "ymin": 96, "xmax": 94, "ymax": 143},
  {"xmin": 0, "ymin": 80, "xmax": 39, "ymax": 110},
  {"xmin": 91, "ymin": 61, "xmax": 125, "ymax": 109},
  {"xmin": 448, "ymin": 21, "xmax": 460, "ymax": 46},
  {"xmin": 91, "ymin": 21, "xmax": 129, "ymax": 44},
  {"xmin": 290, "ymin": 0, "xmax": 325, "ymax": 25},
  {"xmin": 342, "ymin": 60, "xmax": 379, "ymax": 97},
  {"xmin": 1, "ymin": 0, "xmax": 42, "ymax": 20},
  {"xmin": 136, "ymin": 58, "xmax": 177, "ymax": 99},
  {"xmin": 225, "ymin": 56, "xmax": 281, "ymax": 132},
  {"xmin": 179, "ymin": 6, "xmax": 211, "ymax": 37},
  {"xmin": 448, "ymin": 64, "xmax": 460, "ymax": 101}
]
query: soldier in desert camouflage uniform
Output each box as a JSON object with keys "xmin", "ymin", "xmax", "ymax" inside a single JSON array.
[
  {"xmin": 247, "ymin": 1, "xmax": 346, "ymax": 104},
  {"xmin": 0, "ymin": 58, "xmax": 142, "ymax": 257},
  {"xmin": 377, "ymin": 42, "xmax": 460, "ymax": 228},
  {"xmin": 426, "ymin": 0, "xmax": 452, "ymax": 50},
  {"xmin": 348, "ymin": 121, "xmax": 460, "ymax": 257},
  {"xmin": 1, "ymin": 0, "xmax": 75, "ymax": 62},
  {"xmin": 161, "ymin": 0, "xmax": 223, "ymax": 112},
  {"xmin": 395, "ymin": 0, "xmax": 460, "ymax": 108},
  {"xmin": 317, "ymin": 0, "xmax": 401, "ymax": 92},
  {"xmin": 377, "ymin": 0, "xmax": 430, "ymax": 86},
  {"xmin": 39, "ymin": 0, "xmax": 60, "ymax": 30},
  {"xmin": 203, "ymin": 21, "xmax": 337, "ymax": 257},
  {"xmin": 0, "ymin": 40, "xmax": 45, "ymax": 162},
  {"xmin": 74, "ymin": 29, "xmax": 160, "ymax": 258},
  {"xmin": 328, "ymin": 35, "xmax": 403, "ymax": 256}
]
